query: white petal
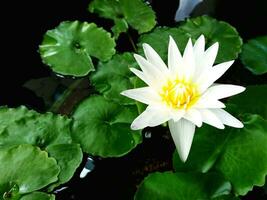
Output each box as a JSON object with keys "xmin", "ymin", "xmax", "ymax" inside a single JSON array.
[
  {"xmin": 168, "ymin": 36, "xmax": 183, "ymax": 74},
  {"xmin": 200, "ymin": 109, "xmax": 225, "ymax": 129},
  {"xmin": 197, "ymin": 60, "xmax": 234, "ymax": 93},
  {"xmin": 134, "ymin": 54, "xmax": 164, "ymax": 88},
  {"xmin": 168, "ymin": 119, "xmax": 195, "ymax": 162},
  {"xmin": 193, "ymin": 42, "xmax": 219, "ymax": 81},
  {"xmin": 203, "ymin": 84, "xmax": 246, "ymax": 100},
  {"xmin": 193, "ymin": 35, "xmax": 205, "ymax": 64},
  {"xmin": 212, "ymin": 109, "xmax": 244, "ymax": 128},
  {"xmin": 131, "ymin": 106, "xmax": 171, "ymax": 130},
  {"xmin": 203, "ymin": 42, "xmax": 219, "ymax": 69},
  {"xmin": 183, "ymin": 109, "xmax": 202, "ymax": 127},
  {"xmin": 193, "ymin": 35, "xmax": 205, "ymax": 76},
  {"xmin": 194, "ymin": 98, "xmax": 225, "ymax": 109},
  {"xmin": 130, "ymin": 68, "xmax": 150, "ymax": 86},
  {"xmin": 143, "ymin": 43, "xmax": 168, "ymax": 74},
  {"xmin": 170, "ymin": 109, "xmax": 185, "ymax": 122},
  {"xmin": 183, "ymin": 38, "xmax": 195, "ymax": 80},
  {"xmin": 121, "ymin": 87, "xmax": 161, "ymax": 105}
]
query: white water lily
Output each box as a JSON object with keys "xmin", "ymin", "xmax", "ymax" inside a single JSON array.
[{"xmin": 121, "ymin": 35, "xmax": 245, "ymax": 162}]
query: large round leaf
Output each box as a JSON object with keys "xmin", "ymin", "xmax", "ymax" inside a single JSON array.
[
  {"xmin": 0, "ymin": 106, "xmax": 82, "ymax": 188},
  {"xmin": 241, "ymin": 36, "xmax": 267, "ymax": 75},
  {"xmin": 20, "ymin": 192, "xmax": 55, "ymax": 200},
  {"xmin": 173, "ymin": 114, "xmax": 267, "ymax": 196},
  {"xmin": 71, "ymin": 95, "xmax": 142, "ymax": 157},
  {"xmin": 0, "ymin": 106, "xmax": 72, "ymax": 148},
  {"xmin": 90, "ymin": 53, "xmax": 138, "ymax": 105},
  {"xmin": 0, "ymin": 145, "xmax": 59, "ymax": 196},
  {"xmin": 227, "ymin": 85, "xmax": 267, "ymax": 119},
  {"xmin": 88, "ymin": 0, "xmax": 156, "ymax": 37},
  {"xmin": 39, "ymin": 21, "xmax": 116, "ymax": 77},
  {"xmin": 137, "ymin": 27, "xmax": 189, "ymax": 62},
  {"xmin": 138, "ymin": 16, "xmax": 242, "ymax": 63},
  {"xmin": 46, "ymin": 144, "xmax": 82, "ymax": 190},
  {"xmin": 135, "ymin": 172, "xmax": 231, "ymax": 200}
]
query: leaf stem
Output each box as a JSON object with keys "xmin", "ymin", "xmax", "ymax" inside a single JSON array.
[
  {"xmin": 127, "ymin": 32, "xmax": 137, "ymax": 52},
  {"xmin": 48, "ymin": 78, "xmax": 90, "ymax": 115}
]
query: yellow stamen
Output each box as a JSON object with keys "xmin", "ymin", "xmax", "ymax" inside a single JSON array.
[{"xmin": 160, "ymin": 79, "xmax": 199, "ymax": 109}]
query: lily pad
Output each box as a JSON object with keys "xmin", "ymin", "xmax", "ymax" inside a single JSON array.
[
  {"xmin": 39, "ymin": 21, "xmax": 116, "ymax": 77},
  {"xmin": 0, "ymin": 145, "xmax": 59, "ymax": 197},
  {"xmin": 241, "ymin": 36, "xmax": 267, "ymax": 75},
  {"xmin": 173, "ymin": 114, "xmax": 267, "ymax": 195},
  {"xmin": 89, "ymin": 0, "xmax": 156, "ymax": 37},
  {"xmin": 20, "ymin": 192, "xmax": 55, "ymax": 200},
  {"xmin": 227, "ymin": 85, "xmax": 267, "ymax": 119},
  {"xmin": 46, "ymin": 144, "xmax": 83, "ymax": 190},
  {"xmin": 90, "ymin": 53, "xmax": 138, "ymax": 105},
  {"xmin": 0, "ymin": 106, "xmax": 82, "ymax": 188},
  {"xmin": 0, "ymin": 106, "xmax": 72, "ymax": 148},
  {"xmin": 137, "ymin": 26, "xmax": 189, "ymax": 62},
  {"xmin": 71, "ymin": 95, "xmax": 142, "ymax": 157},
  {"xmin": 138, "ymin": 16, "xmax": 242, "ymax": 63},
  {"xmin": 135, "ymin": 171, "xmax": 231, "ymax": 200}
]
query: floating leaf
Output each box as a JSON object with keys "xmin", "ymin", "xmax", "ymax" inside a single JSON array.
[
  {"xmin": 228, "ymin": 85, "xmax": 267, "ymax": 119},
  {"xmin": 90, "ymin": 53, "xmax": 138, "ymax": 105},
  {"xmin": 20, "ymin": 192, "xmax": 55, "ymax": 200},
  {"xmin": 138, "ymin": 16, "xmax": 242, "ymax": 63},
  {"xmin": 173, "ymin": 114, "xmax": 267, "ymax": 195},
  {"xmin": 39, "ymin": 21, "xmax": 116, "ymax": 76},
  {"xmin": 137, "ymin": 26, "xmax": 189, "ymax": 62},
  {"xmin": 88, "ymin": 0, "xmax": 156, "ymax": 37},
  {"xmin": 0, "ymin": 106, "xmax": 82, "ymax": 188},
  {"xmin": 0, "ymin": 106, "xmax": 72, "ymax": 148},
  {"xmin": 71, "ymin": 95, "xmax": 142, "ymax": 157},
  {"xmin": 0, "ymin": 145, "xmax": 59, "ymax": 196},
  {"xmin": 46, "ymin": 144, "xmax": 83, "ymax": 190},
  {"xmin": 241, "ymin": 36, "xmax": 267, "ymax": 75},
  {"xmin": 135, "ymin": 171, "xmax": 231, "ymax": 200},
  {"xmin": 213, "ymin": 195, "xmax": 240, "ymax": 200}
]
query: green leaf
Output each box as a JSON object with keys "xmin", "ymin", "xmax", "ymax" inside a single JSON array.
[
  {"xmin": 178, "ymin": 16, "xmax": 243, "ymax": 63},
  {"xmin": 135, "ymin": 172, "xmax": 231, "ymax": 200},
  {"xmin": 173, "ymin": 114, "xmax": 267, "ymax": 196},
  {"xmin": 39, "ymin": 21, "xmax": 116, "ymax": 77},
  {"xmin": 119, "ymin": 0, "xmax": 156, "ymax": 34},
  {"xmin": 46, "ymin": 144, "xmax": 83, "ymax": 190},
  {"xmin": 20, "ymin": 192, "xmax": 55, "ymax": 200},
  {"xmin": 90, "ymin": 53, "xmax": 138, "ymax": 105},
  {"xmin": 112, "ymin": 19, "xmax": 128, "ymax": 39},
  {"xmin": 0, "ymin": 106, "xmax": 72, "ymax": 148},
  {"xmin": 0, "ymin": 145, "xmax": 59, "ymax": 196},
  {"xmin": 241, "ymin": 36, "xmax": 267, "ymax": 75},
  {"xmin": 71, "ymin": 95, "xmax": 142, "ymax": 157},
  {"xmin": 227, "ymin": 85, "xmax": 267, "ymax": 119},
  {"xmin": 138, "ymin": 16, "xmax": 242, "ymax": 63},
  {"xmin": 213, "ymin": 195, "xmax": 240, "ymax": 200},
  {"xmin": 88, "ymin": 0, "xmax": 156, "ymax": 37},
  {"xmin": 0, "ymin": 106, "xmax": 82, "ymax": 189},
  {"xmin": 137, "ymin": 26, "xmax": 189, "ymax": 62}
]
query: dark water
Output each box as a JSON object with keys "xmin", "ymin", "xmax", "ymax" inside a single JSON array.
[{"xmin": 1, "ymin": 0, "xmax": 267, "ymax": 199}]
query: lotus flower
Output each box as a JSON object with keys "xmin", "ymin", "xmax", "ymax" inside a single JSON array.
[{"xmin": 121, "ymin": 35, "xmax": 245, "ymax": 162}]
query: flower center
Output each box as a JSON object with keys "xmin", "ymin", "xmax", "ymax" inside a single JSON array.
[{"xmin": 160, "ymin": 79, "xmax": 199, "ymax": 109}]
